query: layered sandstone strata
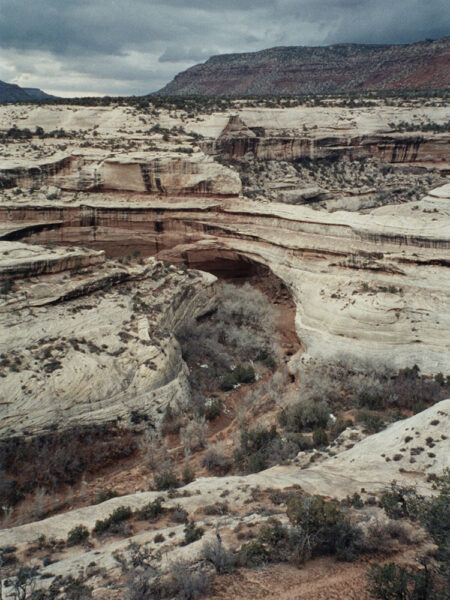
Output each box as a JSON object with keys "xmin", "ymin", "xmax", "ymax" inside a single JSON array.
[
  {"xmin": 0, "ymin": 151, "xmax": 241, "ymax": 196},
  {"xmin": 1, "ymin": 184, "xmax": 449, "ymax": 375},
  {"xmin": 0, "ymin": 102, "xmax": 449, "ymax": 377},
  {"xmin": 0, "ymin": 242, "xmax": 217, "ymax": 439}
]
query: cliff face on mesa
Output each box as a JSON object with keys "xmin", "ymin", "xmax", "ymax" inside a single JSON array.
[
  {"xmin": 0, "ymin": 80, "xmax": 55, "ymax": 103},
  {"xmin": 157, "ymin": 37, "xmax": 450, "ymax": 96}
]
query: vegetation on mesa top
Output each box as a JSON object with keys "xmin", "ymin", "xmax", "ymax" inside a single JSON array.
[{"xmin": 1, "ymin": 88, "xmax": 449, "ymax": 112}]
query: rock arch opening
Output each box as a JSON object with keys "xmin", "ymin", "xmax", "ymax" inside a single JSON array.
[{"xmin": 158, "ymin": 245, "xmax": 301, "ymax": 359}]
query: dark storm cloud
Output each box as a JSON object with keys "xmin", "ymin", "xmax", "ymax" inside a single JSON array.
[{"xmin": 0, "ymin": 0, "xmax": 448, "ymax": 96}]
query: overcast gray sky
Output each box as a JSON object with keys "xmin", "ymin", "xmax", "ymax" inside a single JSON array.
[{"xmin": 0, "ymin": 0, "xmax": 449, "ymax": 97}]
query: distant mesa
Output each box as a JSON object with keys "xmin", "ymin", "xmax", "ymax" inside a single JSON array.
[
  {"xmin": 0, "ymin": 80, "xmax": 56, "ymax": 103},
  {"xmin": 156, "ymin": 36, "xmax": 450, "ymax": 96}
]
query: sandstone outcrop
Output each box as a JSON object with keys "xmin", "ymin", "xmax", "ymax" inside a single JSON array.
[
  {"xmin": 0, "ymin": 101, "xmax": 448, "ymax": 414},
  {"xmin": 0, "ymin": 106, "xmax": 450, "ymax": 373},
  {"xmin": 0, "ymin": 242, "xmax": 217, "ymax": 439},
  {"xmin": 0, "ymin": 400, "xmax": 448, "ymax": 586},
  {"xmin": 0, "ymin": 97, "xmax": 449, "ymax": 600},
  {"xmin": 1, "ymin": 183, "xmax": 449, "ymax": 374},
  {"xmin": 0, "ymin": 151, "xmax": 241, "ymax": 196},
  {"xmin": 204, "ymin": 111, "xmax": 450, "ymax": 164}
]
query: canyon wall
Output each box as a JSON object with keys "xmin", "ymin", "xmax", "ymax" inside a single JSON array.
[
  {"xmin": 1, "ymin": 183, "xmax": 449, "ymax": 375},
  {"xmin": 0, "ymin": 102, "xmax": 448, "ymax": 387},
  {"xmin": 0, "ymin": 152, "xmax": 242, "ymax": 195},
  {"xmin": 204, "ymin": 132, "xmax": 449, "ymax": 164}
]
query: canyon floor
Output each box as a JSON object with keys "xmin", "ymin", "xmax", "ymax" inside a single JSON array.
[{"xmin": 0, "ymin": 95, "xmax": 449, "ymax": 599}]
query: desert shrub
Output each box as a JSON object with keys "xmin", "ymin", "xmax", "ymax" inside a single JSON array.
[
  {"xmin": 93, "ymin": 505, "xmax": 132, "ymax": 536},
  {"xmin": 233, "ymin": 425, "xmax": 306, "ymax": 473},
  {"xmin": 332, "ymin": 519, "xmax": 363, "ymax": 561},
  {"xmin": 182, "ymin": 463, "xmax": 195, "ymax": 485},
  {"xmin": 285, "ymin": 495, "xmax": 356, "ymax": 560},
  {"xmin": 126, "ymin": 569, "xmax": 156, "ymax": 600},
  {"xmin": 358, "ymin": 390, "xmax": 384, "ymax": 410},
  {"xmin": 313, "ymin": 427, "xmax": 328, "ymax": 447},
  {"xmin": 286, "ymin": 433, "xmax": 314, "ymax": 451},
  {"xmin": 358, "ymin": 411, "xmax": 386, "ymax": 433},
  {"xmin": 177, "ymin": 282, "xmax": 279, "ymax": 393},
  {"xmin": 96, "ymin": 489, "xmax": 119, "ymax": 504},
  {"xmin": 330, "ymin": 416, "xmax": 351, "ymax": 438},
  {"xmin": 256, "ymin": 517, "xmax": 295, "ymax": 562},
  {"xmin": 279, "ymin": 400, "xmax": 330, "ymax": 433},
  {"xmin": 60, "ymin": 577, "xmax": 93, "ymax": 599},
  {"xmin": 67, "ymin": 524, "xmax": 89, "ymax": 546},
  {"xmin": 154, "ymin": 470, "xmax": 179, "ymax": 491},
  {"xmin": 130, "ymin": 410, "xmax": 150, "ymax": 425},
  {"xmin": 239, "ymin": 425, "xmax": 278, "ymax": 456},
  {"xmin": 238, "ymin": 498, "xmax": 359, "ymax": 567},
  {"xmin": 0, "ymin": 279, "xmax": 13, "ymax": 296},
  {"xmin": 256, "ymin": 348, "xmax": 277, "ymax": 370},
  {"xmin": 203, "ymin": 398, "xmax": 222, "ymax": 421},
  {"xmin": 0, "ymin": 476, "xmax": 25, "ymax": 509},
  {"xmin": 376, "ymin": 472, "xmax": 449, "ymax": 577},
  {"xmin": 262, "ymin": 435, "xmax": 303, "ymax": 465},
  {"xmin": 293, "ymin": 359, "xmax": 449, "ymax": 415},
  {"xmin": 220, "ymin": 373, "xmax": 235, "ymax": 391},
  {"xmin": 121, "ymin": 542, "xmax": 209, "ymax": 600},
  {"xmin": 161, "ymin": 405, "xmax": 184, "ymax": 435},
  {"xmin": 180, "ymin": 417, "xmax": 207, "ymax": 452},
  {"xmin": 358, "ymin": 519, "xmax": 414, "ymax": 554},
  {"xmin": 233, "ymin": 424, "xmax": 279, "ymax": 473},
  {"xmin": 201, "ymin": 447, "xmax": 232, "ymax": 473},
  {"xmin": 171, "ymin": 505, "xmax": 188, "ymax": 523},
  {"xmin": 201, "ymin": 537, "xmax": 236, "ymax": 573},
  {"xmin": 182, "ymin": 521, "xmax": 204, "ymax": 546},
  {"xmin": 0, "ymin": 545, "xmax": 17, "ymax": 566},
  {"xmin": 165, "ymin": 561, "xmax": 212, "ymax": 600},
  {"xmin": 342, "ymin": 492, "xmax": 364, "ymax": 508},
  {"xmin": 233, "ymin": 364, "xmax": 256, "ymax": 384},
  {"xmin": 141, "ymin": 431, "xmax": 171, "ymax": 471},
  {"xmin": 420, "ymin": 470, "xmax": 450, "ymax": 568},
  {"xmin": 136, "ymin": 497, "xmax": 165, "ymax": 521},
  {"xmin": 367, "ymin": 563, "xmax": 434, "ymax": 600},
  {"xmin": 379, "ymin": 482, "xmax": 424, "ymax": 520},
  {"xmin": 287, "ymin": 495, "xmax": 343, "ymax": 531},
  {"xmin": 202, "ymin": 502, "xmax": 229, "ymax": 516},
  {"xmin": 0, "ymin": 424, "xmax": 136, "ymax": 505},
  {"xmin": 238, "ymin": 539, "xmax": 269, "ymax": 567},
  {"xmin": 11, "ymin": 567, "xmax": 37, "ymax": 598},
  {"xmin": 220, "ymin": 364, "xmax": 255, "ymax": 390},
  {"xmin": 247, "ymin": 452, "xmax": 268, "ymax": 473}
]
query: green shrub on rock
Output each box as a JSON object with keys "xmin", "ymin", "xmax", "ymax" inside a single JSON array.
[
  {"xmin": 93, "ymin": 505, "xmax": 132, "ymax": 536},
  {"xmin": 67, "ymin": 524, "xmax": 89, "ymax": 546}
]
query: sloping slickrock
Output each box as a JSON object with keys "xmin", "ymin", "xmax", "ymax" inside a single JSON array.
[
  {"xmin": 0, "ymin": 242, "xmax": 217, "ymax": 438},
  {"xmin": 0, "ymin": 400, "xmax": 448, "ymax": 567}
]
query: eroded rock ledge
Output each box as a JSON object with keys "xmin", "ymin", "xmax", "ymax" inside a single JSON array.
[
  {"xmin": 1, "ymin": 401, "xmax": 448, "ymax": 584},
  {"xmin": 1, "ymin": 184, "xmax": 449, "ymax": 375},
  {"xmin": 0, "ymin": 242, "xmax": 217, "ymax": 439},
  {"xmin": 0, "ymin": 103, "xmax": 448, "ymax": 382}
]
